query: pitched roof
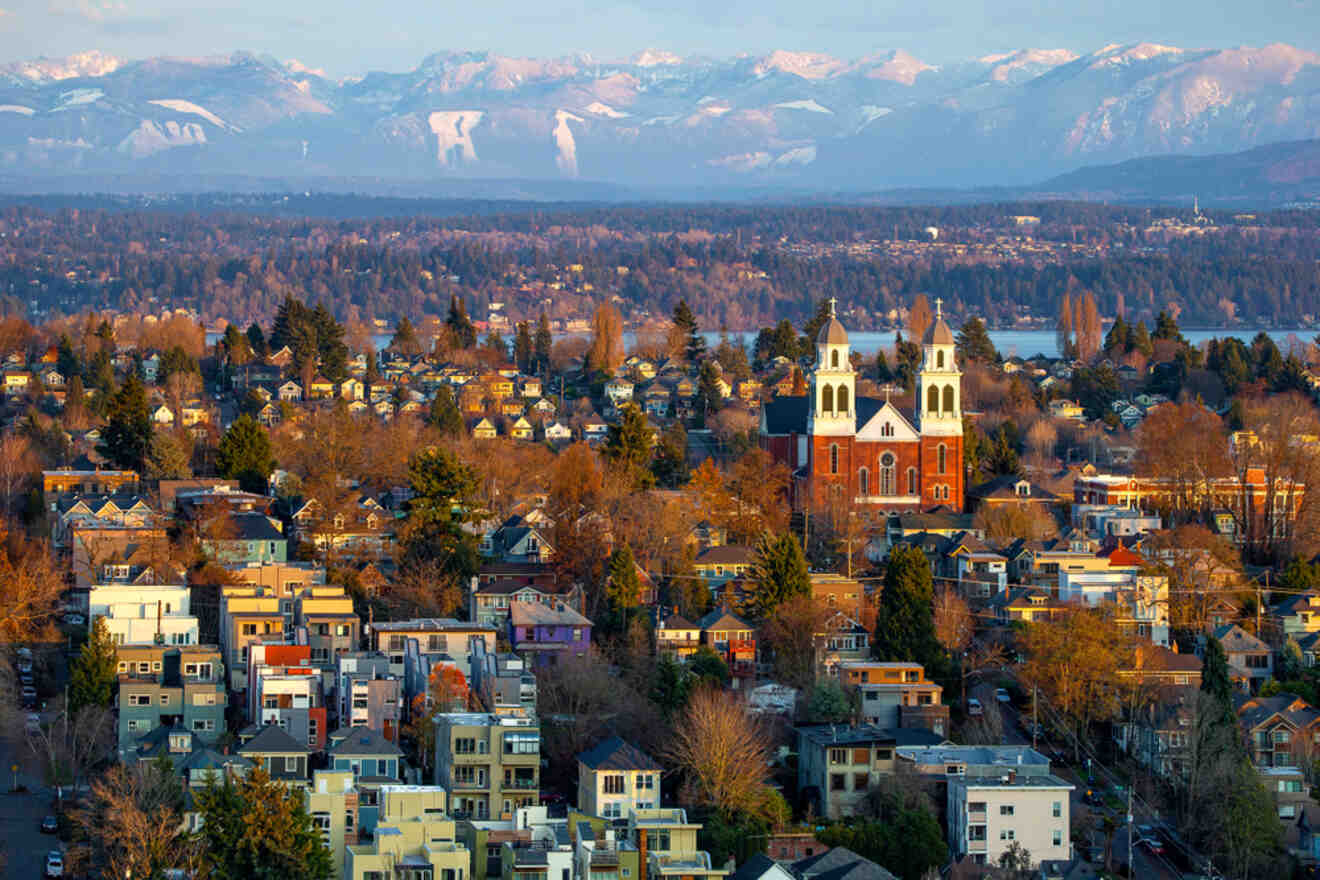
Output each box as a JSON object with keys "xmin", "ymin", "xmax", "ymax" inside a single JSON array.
[
  {"xmin": 730, "ymin": 853, "xmax": 792, "ymax": 880},
  {"xmin": 1212, "ymin": 624, "xmax": 1270, "ymax": 654},
  {"xmin": 694, "ymin": 545, "xmax": 756, "ymax": 566},
  {"xmin": 328, "ymin": 727, "xmax": 403, "ymax": 757},
  {"xmin": 509, "ymin": 599, "xmax": 591, "ymax": 627},
  {"xmin": 577, "ymin": 736, "xmax": 662, "ymax": 771},
  {"xmin": 238, "ymin": 724, "xmax": 309, "ymax": 755},
  {"xmin": 696, "ymin": 609, "xmax": 754, "ymax": 631},
  {"xmin": 793, "ymin": 846, "xmax": 898, "ymax": 880}
]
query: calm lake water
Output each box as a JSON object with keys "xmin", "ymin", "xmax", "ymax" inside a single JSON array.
[{"xmin": 209, "ymin": 327, "xmax": 1315, "ymax": 361}]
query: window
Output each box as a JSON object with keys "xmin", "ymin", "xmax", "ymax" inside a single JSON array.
[
  {"xmin": 943, "ymin": 384, "xmax": 955, "ymax": 414},
  {"xmin": 159, "ymin": 694, "xmax": 171, "ymax": 706},
  {"xmin": 881, "ymin": 421, "xmax": 893, "ymax": 437},
  {"xmin": 192, "ymin": 719, "xmax": 215, "ymax": 732},
  {"xmin": 880, "ymin": 453, "xmax": 895, "ymax": 496},
  {"xmin": 968, "ymin": 825, "xmax": 986, "ymax": 841},
  {"xmin": 852, "ymin": 773, "xmax": 868, "ymax": 791},
  {"xmin": 1053, "ymin": 829, "xmax": 1063, "ymax": 846},
  {"xmin": 603, "ymin": 774, "xmax": 625, "ymax": 794},
  {"xmin": 999, "ymin": 829, "xmax": 1015, "ymax": 841},
  {"xmin": 858, "ymin": 467, "xmax": 869, "ymax": 496},
  {"xmin": 829, "ymin": 748, "xmax": 848, "ymax": 764},
  {"xmin": 653, "ymin": 831, "xmax": 670, "ymax": 852},
  {"xmin": 831, "ymin": 350, "xmax": 839, "ymax": 369},
  {"xmin": 837, "ymin": 385, "xmax": 849, "ymax": 415},
  {"xmin": 1052, "ymin": 801, "xmax": 1062, "ymax": 818},
  {"xmin": 968, "ymin": 801, "xmax": 986, "ymax": 813},
  {"xmin": 874, "ymin": 748, "xmax": 892, "ymax": 761},
  {"xmin": 937, "ymin": 350, "xmax": 945, "ymax": 369},
  {"xmin": 907, "ymin": 467, "xmax": 917, "ymax": 495},
  {"xmin": 128, "ymin": 694, "xmax": 152, "ymax": 706},
  {"xmin": 336, "ymin": 624, "xmax": 351, "ymax": 637},
  {"xmin": 602, "ymin": 802, "xmax": 622, "ymax": 818},
  {"xmin": 830, "ymin": 774, "xmax": 846, "ymax": 791},
  {"xmin": 829, "ymin": 444, "xmax": 839, "ymax": 475},
  {"xmin": 454, "ymin": 737, "xmax": 477, "ymax": 754},
  {"xmin": 938, "ymin": 443, "xmax": 947, "ymax": 474},
  {"xmin": 999, "ymin": 805, "xmax": 1015, "ymax": 816},
  {"xmin": 636, "ymin": 773, "xmax": 654, "ymax": 790},
  {"xmin": 504, "ymin": 733, "xmax": 539, "ymax": 754},
  {"xmin": 284, "ymin": 756, "xmax": 300, "ymax": 773},
  {"xmin": 310, "ymin": 648, "xmax": 330, "ymax": 664},
  {"xmin": 822, "ymin": 384, "xmax": 834, "ymax": 415},
  {"xmin": 927, "ymin": 385, "xmax": 939, "ymax": 412},
  {"xmin": 242, "ymin": 623, "xmax": 257, "ymax": 636}
]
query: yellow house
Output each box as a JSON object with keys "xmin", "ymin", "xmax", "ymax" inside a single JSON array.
[
  {"xmin": 306, "ymin": 770, "xmax": 358, "ymax": 880},
  {"xmin": 309, "ymin": 376, "xmax": 337, "ymax": 399},
  {"xmin": 346, "ymin": 785, "xmax": 469, "ymax": 880},
  {"xmin": 629, "ymin": 809, "xmax": 729, "ymax": 880},
  {"xmin": 576, "ymin": 737, "xmax": 662, "ymax": 820}
]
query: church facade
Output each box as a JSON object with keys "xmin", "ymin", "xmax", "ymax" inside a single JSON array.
[{"xmin": 759, "ymin": 300, "xmax": 965, "ymax": 514}]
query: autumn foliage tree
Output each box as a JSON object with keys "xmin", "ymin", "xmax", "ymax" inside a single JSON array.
[{"xmin": 665, "ymin": 685, "xmax": 779, "ymax": 820}]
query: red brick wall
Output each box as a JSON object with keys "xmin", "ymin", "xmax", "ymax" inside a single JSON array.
[{"xmin": 919, "ymin": 434, "xmax": 964, "ymax": 511}]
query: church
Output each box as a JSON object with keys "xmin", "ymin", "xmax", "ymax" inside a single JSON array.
[{"xmin": 759, "ymin": 299, "xmax": 965, "ymax": 514}]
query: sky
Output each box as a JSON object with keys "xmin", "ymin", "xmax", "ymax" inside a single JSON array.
[{"xmin": 1, "ymin": 0, "xmax": 1318, "ymax": 77}]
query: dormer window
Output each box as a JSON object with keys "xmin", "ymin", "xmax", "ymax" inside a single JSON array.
[{"xmin": 1016, "ymin": 481, "xmax": 1030, "ymax": 497}]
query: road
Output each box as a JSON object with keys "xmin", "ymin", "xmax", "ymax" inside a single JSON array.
[{"xmin": 970, "ymin": 679, "xmax": 1179, "ymax": 880}]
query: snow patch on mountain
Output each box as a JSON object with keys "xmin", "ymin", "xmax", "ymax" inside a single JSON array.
[
  {"xmin": 583, "ymin": 102, "xmax": 628, "ymax": 118},
  {"xmin": 1090, "ymin": 43, "xmax": 1183, "ymax": 68},
  {"xmin": 774, "ymin": 145, "xmax": 816, "ymax": 166},
  {"xmin": 632, "ymin": 49, "xmax": 682, "ymax": 67},
  {"xmin": 54, "ymin": 88, "xmax": 103, "ymax": 110},
  {"xmin": 427, "ymin": 110, "xmax": 483, "ymax": 166},
  {"xmin": 642, "ymin": 115, "xmax": 679, "ymax": 126},
  {"xmin": 149, "ymin": 99, "xmax": 236, "ymax": 131},
  {"xmin": 0, "ymin": 105, "xmax": 35, "ymax": 115},
  {"xmin": 708, "ymin": 152, "xmax": 772, "ymax": 171},
  {"xmin": 6, "ymin": 51, "xmax": 121, "ymax": 83},
  {"xmin": 285, "ymin": 59, "xmax": 327, "ymax": 78},
  {"xmin": 856, "ymin": 50, "xmax": 933, "ymax": 84},
  {"xmin": 553, "ymin": 110, "xmax": 583, "ymax": 177},
  {"xmin": 774, "ymin": 99, "xmax": 833, "ymax": 114},
  {"xmin": 754, "ymin": 50, "xmax": 846, "ymax": 80},
  {"xmin": 118, "ymin": 120, "xmax": 207, "ymax": 158},
  {"xmin": 979, "ymin": 48, "xmax": 1078, "ymax": 82}
]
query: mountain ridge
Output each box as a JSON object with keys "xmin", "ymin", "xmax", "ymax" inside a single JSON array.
[{"xmin": 0, "ymin": 42, "xmax": 1317, "ymax": 192}]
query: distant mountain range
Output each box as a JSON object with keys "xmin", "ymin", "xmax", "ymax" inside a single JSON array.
[{"xmin": 2, "ymin": 43, "xmax": 1319, "ymax": 197}]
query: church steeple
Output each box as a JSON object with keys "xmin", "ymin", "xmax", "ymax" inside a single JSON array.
[
  {"xmin": 809, "ymin": 298, "xmax": 856, "ymax": 437},
  {"xmin": 916, "ymin": 297, "xmax": 961, "ymax": 436}
]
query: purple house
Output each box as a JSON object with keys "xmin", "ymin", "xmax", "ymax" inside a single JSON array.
[{"xmin": 508, "ymin": 599, "xmax": 592, "ymax": 666}]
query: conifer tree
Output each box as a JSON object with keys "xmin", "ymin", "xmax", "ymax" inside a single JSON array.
[
  {"xmin": 534, "ymin": 312, "xmax": 553, "ymax": 374},
  {"xmin": 513, "ymin": 321, "xmax": 534, "ymax": 373},
  {"xmin": 873, "ymin": 545, "xmax": 942, "ymax": 671},
  {"xmin": 217, "ymin": 414, "xmax": 276, "ymax": 493},
  {"xmin": 99, "ymin": 373, "xmax": 153, "ymax": 472},
  {"xmin": 428, "ymin": 385, "xmax": 464, "ymax": 437},
  {"xmin": 69, "ymin": 617, "xmax": 118, "ymax": 714},
  {"xmin": 750, "ymin": 531, "xmax": 810, "ymax": 619},
  {"xmin": 955, "ymin": 318, "xmax": 997, "ymax": 365},
  {"xmin": 447, "ymin": 296, "xmax": 477, "ymax": 349}
]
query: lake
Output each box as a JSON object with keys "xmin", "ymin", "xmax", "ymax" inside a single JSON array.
[{"xmin": 209, "ymin": 327, "xmax": 1316, "ymax": 361}]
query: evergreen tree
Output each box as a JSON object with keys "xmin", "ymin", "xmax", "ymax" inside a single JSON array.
[
  {"xmin": 874, "ymin": 350, "xmax": 893, "ymax": 384},
  {"xmin": 365, "ymin": 349, "xmax": 380, "ymax": 386},
  {"xmin": 217, "ymin": 414, "xmax": 276, "ymax": 493},
  {"xmin": 513, "ymin": 321, "xmax": 534, "ymax": 373},
  {"xmin": 1056, "ymin": 293, "xmax": 1075, "ymax": 360},
  {"xmin": 447, "ymin": 295, "xmax": 477, "ymax": 349},
  {"xmin": 159, "ymin": 345, "xmax": 199, "ymax": 381},
  {"xmin": 873, "ymin": 545, "xmax": 941, "ymax": 670},
  {"xmin": 534, "ymin": 312, "xmax": 553, "ymax": 374},
  {"xmin": 246, "ymin": 322, "xmax": 268, "ymax": 358},
  {"xmin": 98, "ymin": 373, "xmax": 153, "ymax": 472},
  {"xmin": 962, "ymin": 415, "xmax": 984, "ymax": 487},
  {"xmin": 1252, "ymin": 332, "xmax": 1284, "ymax": 383},
  {"xmin": 311, "ymin": 302, "xmax": 349, "ymax": 381},
  {"xmin": 986, "ymin": 425, "xmax": 1021, "ymax": 476},
  {"xmin": 606, "ymin": 543, "xmax": 643, "ymax": 632},
  {"xmin": 194, "ymin": 767, "xmax": 334, "ymax": 880},
  {"xmin": 427, "ymin": 385, "xmax": 464, "ymax": 437},
  {"xmin": 1153, "ymin": 310, "xmax": 1186, "ymax": 344},
  {"xmin": 750, "ymin": 531, "xmax": 810, "ymax": 619},
  {"xmin": 269, "ymin": 295, "xmax": 307, "ymax": 351},
  {"xmin": 484, "ymin": 329, "xmax": 507, "ymax": 361},
  {"xmin": 69, "ymin": 616, "xmax": 117, "ymax": 713},
  {"xmin": 893, "ymin": 331, "xmax": 921, "ymax": 391},
  {"xmin": 651, "ymin": 421, "xmax": 689, "ymax": 488},
  {"xmin": 1129, "ymin": 320, "xmax": 1153, "ymax": 357},
  {"xmin": 801, "ymin": 299, "xmax": 833, "ymax": 350},
  {"xmin": 696, "ymin": 361, "xmax": 724, "ymax": 425},
  {"xmin": 604, "ymin": 403, "xmax": 655, "ymax": 488},
  {"xmin": 390, "ymin": 316, "xmax": 419, "ymax": 357},
  {"xmin": 673, "ymin": 299, "xmax": 704, "ymax": 363},
  {"xmin": 1201, "ymin": 635, "xmax": 1234, "ymax": 713},
  {"xmin": 955, "ymin": 317, "xmax": 997, "ymax": 365},
  {"xmin": 401, "ymin": 447, "xmax": 480, "ymax": 578},
  {"xmin": 1103, "ymin": 315, "xmax": 1130, "ymax": 354},
  {"xmin": 56, "ymin": 333, "xmax": 80, "ymax": 381}
]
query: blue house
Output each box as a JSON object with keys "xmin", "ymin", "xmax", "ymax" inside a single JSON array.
[
  {"xmin": 200, "ymin": 511, "xmax": 288, "ymax": 564},
  {"xmin": 508, "ymin": 599, "xmax": 592, "ymax": 667},
  {"xmin": 327, "ymin": 726, "xmax": 403, "ymax": 832}
]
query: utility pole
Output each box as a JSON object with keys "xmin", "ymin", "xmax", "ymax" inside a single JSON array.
[
  {"xmin": 1126, "ymin": 785, "xmax": 1134, "ymax": 879},
  {"xmin": 1032, "ymin": 685, "xmax": 1038, "ymax": 752}
]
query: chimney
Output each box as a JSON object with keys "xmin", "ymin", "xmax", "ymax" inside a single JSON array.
[
  {"xmin": 639, "ymin": 828, "xmax": 648, "ymax": 880},
  {"xmin": 1008, "ymin": 769, "xmax": 1017, "ymax": 785}
]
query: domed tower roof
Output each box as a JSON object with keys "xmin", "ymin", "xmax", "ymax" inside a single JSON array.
[
  {"xmin": 922, "ymin": 297, "xmax": 954, "ymax": 345},
  {"xmin": 816, "ymin": 297, "xmax": 849, "ymax": 345}
]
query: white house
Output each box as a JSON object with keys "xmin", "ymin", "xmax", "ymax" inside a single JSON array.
[{"xmin": 88, "ymin": 583, "xmax": 199, "ymax": 647}]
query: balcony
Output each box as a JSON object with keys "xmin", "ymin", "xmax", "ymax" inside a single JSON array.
[
  {"xmin": 968, "ymin": 839, "xmax": 987, "ymax": 854},
  {"xmin": 502, "ymin": 778, "xmax": 539, "ymax": 790}
]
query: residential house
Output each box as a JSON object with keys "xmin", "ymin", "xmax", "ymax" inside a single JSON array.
[
  {"xmin": 115, "ymin": 644, "xmax": 226, "ymax": 761},
  {"xmin": 472, "ymin": 417, "xmax": 498, "ymax": 440},
  {"xmin": 470, "ymin": 578, "xmax": 582, "ymax": 631},
  {"xmin": 248, "ymin": 643, "xmax": 328, "ymax": 750},
  {"xmin": 219, "ymin": 589, "xmax": 285, "ymax": 692},
  {"xmin": 628, "ymin": 808, "xmax": 730, "ymax": 880},
  {"xmin": 948, "ymin": 770, "xmax": 1073, "ymax": 866},
  {"xmin": 967, "ymin": 475, "xmax": 1062, "ymax": 511},
  {"xmin": 810, "ymin": 574, "xmax": 864, "ymax": 619},
  {"xmin": 290, "ymin": 495, "xmax": 395, "ymax": 562},
  {"xmin": 328, "ymin": 726, "xmax": 404, "ymax": 831},
  {"xmin": 1115, "ymin": 686, "xmax": 1195, "ymax": 780},
  {"xmin": 509, "ymin": 417, "xmax": 534, "ymax": 441},
  {"xmin": 370, "ymin": 618, "xmax": 497, "ymax": 678},
  {"xmin": 1275, "ymin": 593, "xmax": 1320, "ymax": 645},
  {"xmin": 304, "ymin": 769, "xmax": 358, "ymax": 879},
  {"xmin": 835, "ymin": 661, "xmax": 948, "ymax": 736},
  {"xmin": 1214, "ymin": 624, "xmax": 1274, "ymax": 691},
  {"xmin": 577, "ymin": 737, "xmax": 662, "ymax": 820},
  {"xmin": 543, "ymin": 421, "xmax": 572, "ymax": 444},
  {"xmin": 654, "ymin": 612, "xmax": 701, "ymax": 662},
  {"xmin": 990, "ymin": 588, "xmax": 1069, "ymax": 624},
  {"xmin": 433, "ymin": 713, "xmax": 540, "ymax": 820},
  {"xmin": 278, "ymin": 380, "xmax": 303, "ymax": 401},
  {"xmin": 697, "ymin": 609, "xmax": 756, "ymax": 685},
  {"xmin": 89, "ymin": 581, "xmax": 198, "ymax": 647},
  {"xmin": 693, "ymin": 545, "xmax": 755, "ymax": 589},
  {"xmin": 237, "ymin": 723, "xmax": 313, "ymax": 785},
  {"xmin": 337, "ymin": 652, "xmax": 402, "ymax": 738},
  {"xmin": 200, "ymin": 511, "xmax": 288, "ymax": 565},
  {"xmin": 42, "ymin": 467, "xmax": 139, "ymax": 505},
  {"xmin": 345, "ymin": 786, "xmax": 469, "ymax": 880},
  {"xmin": 790, "ymin": 849, "xmax": 898, "ymax": 880},
  {"xmin": 1238, "ymin": 693, "xmax": 1320, "ymax": 768},
  {"xmin": 507, "ymin": 600, "xmax": 592, "ymax": 667},
  {"xmin": 295, "ymin": 586, "xmax": 360, "ymax": 680},
  {"xmin": 796, "ymin": 725, "xmax": 944, "ymax": 819}
]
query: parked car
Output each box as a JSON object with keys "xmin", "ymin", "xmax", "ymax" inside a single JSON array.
[
  {"xmin": 61, "ymin": 613, "xmax": 85, "ymax": 626},
  {"xmin": 1137, "ymin": 837, "xmax": 1165, "ymax": 856},
  {"xmin": 21, "ymin": 685, "xmax": 37, "ymax": 704},
  {"xmin": 26, "ymin": 713, "xmax": 41, "ymax": 734},
  {"xmin": 40, "ymin": 815, "xmax": 58, "ymax": 833},
  {"xmin": 16, "ymin": 658, "xmax": 33, "ymax": 673},
  {"xmin": 995, "ymin": 688, "xmax": 1011, "ymax": 704},
  {"xmin": 20, "ymin": 672, "xmax": 34, "ymax": 686},
  {"xmin": 1082, "ymin": 788, "xmax": 1104, "ymax": 807},
  {"xmin": 967, "ymin": 698, "xmax": 983, "ymax": 716},
  {"xmin": 16, "ymin": 646, "xmax": 32, "ymax": 660},
  {"xmin": 45, "ymin": 850, "xmax": 63, "ymax": 877}
]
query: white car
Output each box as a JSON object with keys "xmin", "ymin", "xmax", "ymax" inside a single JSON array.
[
  {"xmin": 46, "ymin": 850, "xmax": 63, "ymax": 877},
  {"xmin": 967, "ymin": 697, "xmax": 984, "ymax": 716},
  {"xmin": 16, "ymin": 646, "xmax": 32, "ymax": 659},
  {"xmin": 61, "ymin": 613, "xmax": 85, "ymax": 626},
  {"xmin": 25, "ymin": 713, "xmax": 40, "ymax": 733}
]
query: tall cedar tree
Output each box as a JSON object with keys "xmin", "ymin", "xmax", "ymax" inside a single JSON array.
[
  {"xmin": 750, "ymin": 532, "xmax": 811, "ymax": 619},
  {"xmin": 217, "ymin": 414, "xmax": 276, "ymax": 493},
  {"xmin": 99, "ymin": 373, "xmax": 153, "ymax": 472},
  {"xmin": 447, "ymin": 295, "xmax": 477, "ymax": 349},
  {"xmin": 673, "ymin": 299, "xmax": 704, "ymax": 363},
  {"xmin": 605, "ymin": 543, "xmax": 643, "ymax": 632},
  {"xmin": 1056, "ymin": 293, "xmax": 1075, "ymax": 360},
  {"xmin": 69, "ymin": 616, "xmax": 118, "ymax": 713},
  {"xmin": 484, "ymin": 329, "xmax": 507, "ymax": 361},
  {"xmin": 651, "ymin": 421, "xmax": 689, "ymax": 488},
  {"xmin": 534, "ymin": 312, "xmax": 553, "ymax": 374},
  {"xmin": 604, "ymin": 404, "xmax": 655, "ymax": 488},
  {"xmin": 513, "ymin": 321, "xmax": 534, "ymax": 373},
  {"xmin": 401, "ymin": 446, "xmax": 480, "ymax": 578},
  {"xmin": 245, "ymin": 322, "xmax": 268, "ymax": 357},
  {"xmin": 696, "ymin": 361, "xmax": 724, "ymax": 425},
  {"xmin": 428, "ymin": 385, "xmax": 464, "ymax": 436},
  {"xmin": 873, "ymin": 545, "xmax": 942, "ymax": 670},
  {"xmin": 194, "ymin": 767, "xmax": 333, "ymax": 880},
  {"xmin": 390, "ymin": 316, "xmax": 419, "ymax": 357},
  {"xmin": 956, "ymin": 318, "xmax": 997, "ymax": 365}
]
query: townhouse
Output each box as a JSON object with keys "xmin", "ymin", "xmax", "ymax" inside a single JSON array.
[
  {"xmin": 576, "ymin": 737, "xmax": 663, "ymax": 820},
  {"xmin": 434, "ymin": 713, "xmax": 540, "ymax": 820}
]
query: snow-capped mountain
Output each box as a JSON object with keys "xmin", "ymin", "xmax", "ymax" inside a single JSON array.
[{"xmin": 0, "ymin": 43, "xmax": 1317, "ymax": 189}]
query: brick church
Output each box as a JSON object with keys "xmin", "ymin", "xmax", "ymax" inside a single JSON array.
[{"xmin": 759, "ymin": 299, "xmax": 964, "ymax": 514}]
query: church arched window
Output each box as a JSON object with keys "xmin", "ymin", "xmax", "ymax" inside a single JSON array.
[
  {"xmin": 907, "ymin": 467, "xmax": 918, "ymax": 496},
  {"xmin": 821, "ymin": 384, "xmax": 834, "ymax": 415},
  {"xmin": 927, "ymin": 385, "xmax": 939, "ymax": 413},
  {"xmin": 829, "ymin": 444, "xmax": 839, "ymax": 475},
  {"xmin": 880, "ymin": 453, "xmax": 895, "ymax": 496},
  {"xmin": 937, "ymin": 350, "xmax": 945, "ymax": 369},
  {"xmin": 831, "ymin": 349, "xmax": 839, "ymax": 369},
  {"xmin": 943, "ymin": 384, "xmax": 955, "ymax": 415},
  {"xmin": 938, "ymin": 443, "xmax": 947, "ymax": 474},
  {"xmin": 837, "ymin": 385, "xmax": 849, "ymax": 415},
  {"xmin": 858, "ymin": 467, "xmax": 869, "ymax": 496}
]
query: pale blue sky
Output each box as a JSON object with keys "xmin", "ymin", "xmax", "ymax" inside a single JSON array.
[{"xmin": 2, "ymin": 0, "xmax": 1318, "ymax": 76}]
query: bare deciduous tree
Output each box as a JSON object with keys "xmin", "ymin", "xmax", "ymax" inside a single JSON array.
[{"xmin": 665, "ymin": 685, "xmax": 775, "ymax": 817}]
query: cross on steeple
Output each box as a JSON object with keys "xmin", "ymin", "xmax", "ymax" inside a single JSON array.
[
  {"xmin": 934, "ymin": 297, "xmax": 943, "ymax": 318},
  {"xmin": 827, "ymin": 297, "xmax": 838, "ymax": 317},
  {"xmin": 880, "ymin": 383, "xmax": 899, "ymax": 403}
]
